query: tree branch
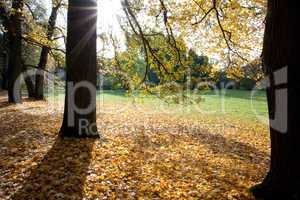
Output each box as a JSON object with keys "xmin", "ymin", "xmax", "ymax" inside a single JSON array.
[
  {"xmin": 192, "ymin": 0, "xmax": 248, "ymax": 64},
  {"xmin": 22, "ymin": 36, "xmax": 66, "ymax": 54}
]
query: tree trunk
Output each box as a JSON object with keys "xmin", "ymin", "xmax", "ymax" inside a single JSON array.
[
  {"xmin": 60, "ymin": 0, "xmax": 99, "ymax": 138},
  {"xmin": 24, "ymin": 76, "xmax": 35, "ymax": 98},
  {"xmin": 1, "ymin": 51, "xmax": 8, "ymax": 90},
  {"xmin": 35, "ymin": 47, "xmax": 49, "ymax": 100},
  {"xmin": 35, "ymin": 3, "xmax": 60, "ymax": 100},
  {"xmin": 22, "ymin": 67, "xmax": 36, "ymax": 99},
  {"xmin": 251, "ymin": 0, "xmax": 300, "ymax": 199},
  {"xmin": 7, "ymin": 0, "xmax": 23, "ymax": 103}
]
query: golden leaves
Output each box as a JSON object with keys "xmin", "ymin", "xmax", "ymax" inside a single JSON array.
[{"xmin": 0, "ymin": 96, "xmax": 269, "ymax": 199}]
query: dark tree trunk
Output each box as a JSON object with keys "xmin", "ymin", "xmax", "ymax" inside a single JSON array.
[
  {"xmin": 22, "ymin": 67, "xmax": 36, "ymax": 99},
  {"xmin": 1, "ymin": 51, "xmax": 9, "ymax": 90},
  {"xmin": 34, "ymin": 47, "xmax": 49, "ymax": 100},
  {"xmin": 24, "ymin": 75, "xmax": 35, "ymax": 98},
  {"xmin": 251, "ymin": 0, "xmax": 299, "ymax": 199},
  {"xmin": 35, "ymin": 3, "xmax": 60, "ymax": 100},
  {"xmin": 60, "ymin": 0, "xmax": 99, "ymax": 138},
  {"xmin": 7, "ymin": 0, "xmax": 23, "ymax": 103}
]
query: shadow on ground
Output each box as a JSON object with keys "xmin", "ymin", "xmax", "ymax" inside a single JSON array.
[
  {"xmin": 190, "ymin": 130, "xmax": 269, "ymax": 164},
  {"xmin": 11, "ymin": 137, "xmax": 96, "ymax": 200},
  {"xmin": 0, "ymin": 98, "xmax": 97, "ymax": 199}
]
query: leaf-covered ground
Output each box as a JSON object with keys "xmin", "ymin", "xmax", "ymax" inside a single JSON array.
[{"xmin": 0, "ymin": 93, "xmax": 270, "ymax": 199}]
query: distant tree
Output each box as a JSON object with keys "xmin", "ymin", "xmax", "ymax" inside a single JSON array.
[
  {"xmin": 1, "ymin": 0, "xmax": 64, "ymax": 99},
  {"xmin": 147, "ymin": 68, "xmax": 160, "ymax": 85},
  {"xmin": 35, "ymin": 0, "xmax": 64, "ymax": 100},
  {"xmin": 22, "ymin": 42, "xmax": 41, "ymax": 98},
  {"xmin": 5, "ymin": 0, "xmax": 24, "ymax": 103},
  {"xmin": 60, "ymin": 0, "xmax": 99, "ymax": 138},
  {"xmin": 1, "ymin": 0, "xmax": 34, "ymax": 98},
  {"xmin": 242, "ymin": 59, "xmax": 264, "ymax": 82},
  {"xmin": 187, "ymin": 49, "xmax": 213, "ymax": 89},
  {"xmin": 251, "ymin": 0, "xmax": 299, "ymax": 199}
]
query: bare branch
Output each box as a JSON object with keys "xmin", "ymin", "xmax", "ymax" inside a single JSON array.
[
  {"xmin": 158, "ymin": 0, "xmax": 183, "ymax": 66},
  {"xmin": 214, "ymin": 3, "xmax": 248, "ymax": 62},
  {"xmin": 22, "ymin": 36, "xmax": 66, "ymax": 54},
  {"xmin": 192, "ymin": 7, "xmax": 214, "ymax": 25},
  {"xmin": 24, "ymin": 2, "xmax": 36, "ymax": 20},
  {"xmin": 53, "ymin": 26, "xmax": 66, "ymax": 44},
  {"xmin": 122, "ymin": 2, "xmax": 150, "ymax": 84}
]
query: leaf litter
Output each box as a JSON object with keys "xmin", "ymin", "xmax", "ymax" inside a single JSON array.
[{"xmin": 0, "ymin": 98, "xmax": 270, "ymax": 199}]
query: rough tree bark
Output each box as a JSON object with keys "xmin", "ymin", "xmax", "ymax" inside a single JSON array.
[
  {"xmin": 35, "ymin": 2, "xmax": 61, "ymax": 100},
  {"xmin": 1, "ymin": 42, "xmax": 8, "ymax": 90},
  {"xmin": 60, "ymin": 0, "xmax": 99, "ymax": 138},
  {"xmin": 7, "ymin": 0, "xmax": 23, "ymax": 103},
  {"xmin": 22, "ymin": 66, "xmax": 36, "ymax": 99},
  {"xmin": 251, "ymin": 0, "xmax": 299, "ymax": 199}
]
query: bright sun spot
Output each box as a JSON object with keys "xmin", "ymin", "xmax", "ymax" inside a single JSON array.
[
  {"xmin": 48, "ymin": 0, "xmax": 125, "ymax": 54},
  {"xmin": 97, "ymin": 0, "xmax": 123, "ymax": 34},
  {"xmin": 97, "ymin": 0, "xmax": 124, "ymax": 55}
]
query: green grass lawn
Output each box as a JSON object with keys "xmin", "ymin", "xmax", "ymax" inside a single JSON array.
[
  {"xmin": 99, "ymin": 89, "xmax": 268, "ymax": 123},
  {"xmin": 47, "ymin": 89, "xmax": 268, "ymax": 123}
]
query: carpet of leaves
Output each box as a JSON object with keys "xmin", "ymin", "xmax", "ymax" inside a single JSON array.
[{"xmin": 0, "ymin": 96, "xmax": 270, "ymax": 199}]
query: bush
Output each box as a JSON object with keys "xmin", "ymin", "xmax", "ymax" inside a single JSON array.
[{"xmin": 240, "ymin": 78, "xmax": 256, "ymax": 90}]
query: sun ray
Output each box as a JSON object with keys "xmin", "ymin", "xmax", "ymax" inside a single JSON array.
[{"xmin": 69, "ymin": 21, "xmax": 97, "ymax": 59}]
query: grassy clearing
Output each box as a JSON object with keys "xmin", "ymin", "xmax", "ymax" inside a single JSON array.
[
  {"xmin": 48, "ymin": 89, "xmax": 268, "ymax": 122},
  {"xmin": 96, "ymin": 89, "xmax": 268, "ymax": 122}
]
